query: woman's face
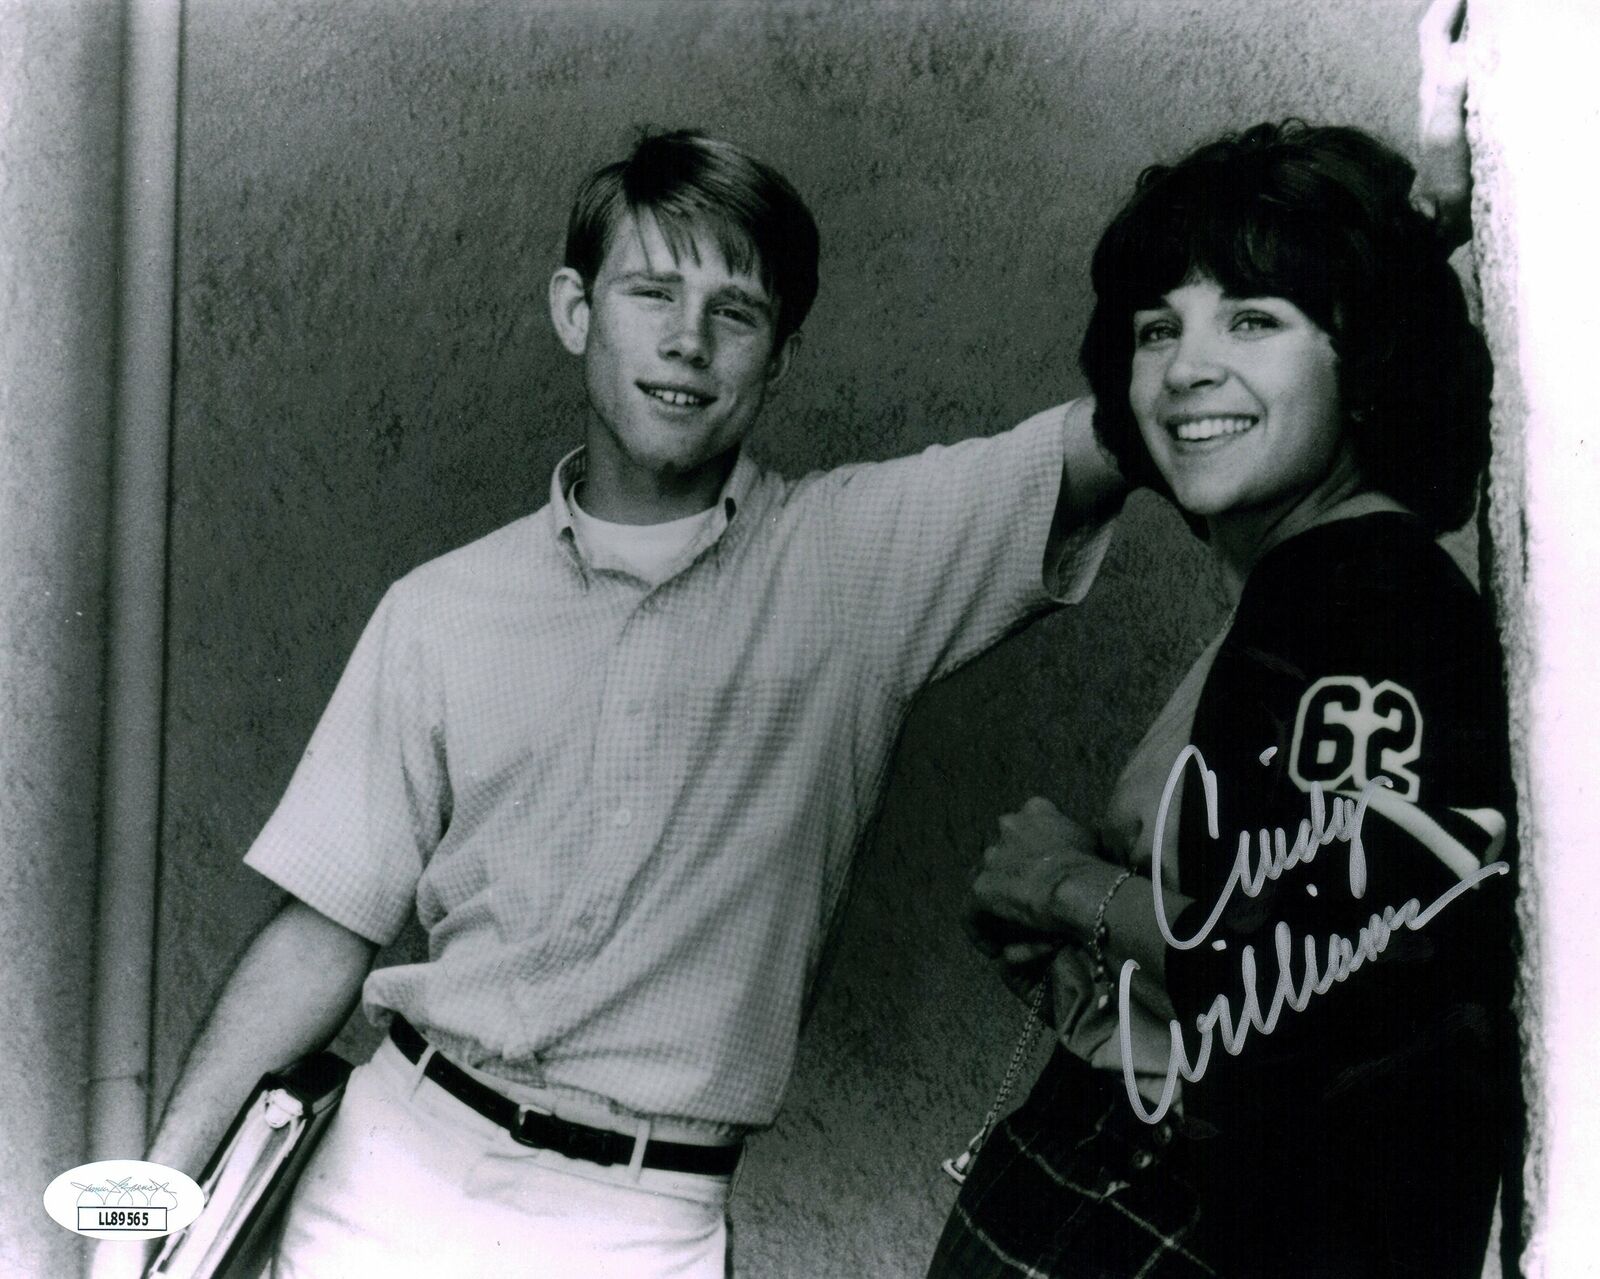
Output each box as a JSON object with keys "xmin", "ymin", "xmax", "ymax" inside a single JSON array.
[{"xmin": 1129, "ymin": 276, "xmax": 1345, "ymax": 525}]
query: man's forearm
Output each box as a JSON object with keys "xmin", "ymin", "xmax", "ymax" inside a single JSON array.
[
  {"xmin": 146, "ymin": 897, "xmax": 377, "ymax": 1176},
  {"xmin": 1053, "ymin": 395, "xmax": 1125, "ymax": 537}
]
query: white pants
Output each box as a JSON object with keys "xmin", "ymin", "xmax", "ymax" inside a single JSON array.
[{"xmin": 272, "ymin": 1039, "xmax": 732, "ymax": 1278}]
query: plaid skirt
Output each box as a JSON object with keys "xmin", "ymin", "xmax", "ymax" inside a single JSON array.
[{"xmin": 926, "ymin": 1048, "xmax": 1216, "ymax": 1279}]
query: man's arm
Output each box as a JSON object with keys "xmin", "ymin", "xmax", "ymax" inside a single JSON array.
[
  {"xmin": 817, "ymin": 397, "xmax": 1124, "ymax": 696},
  {"xmin": 145, "ymin": 897, "xmax": 377, "ymax": 1176},
  {"xmin": 1050, "ymin": 395, "xmax": 1124, "ymax": 551}
]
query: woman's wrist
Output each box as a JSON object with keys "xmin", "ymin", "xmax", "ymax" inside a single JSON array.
[{"xmin": 1048, "ymin": 860, "xmax": 1130, "ymax": 946}]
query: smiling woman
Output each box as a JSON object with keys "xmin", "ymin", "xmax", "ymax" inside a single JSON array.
[
  {"xmin": 933, "ymin": 119, "xmax": 1514, "ymax": 1279},
  {"xmin": 1081, "ymin": 120, "xmax": 1490, "ymax": 544}
]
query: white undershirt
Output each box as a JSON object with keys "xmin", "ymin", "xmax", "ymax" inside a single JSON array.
[{"xmin": 570, "ymin": 488, "xmax": 720, "ymax": 587}]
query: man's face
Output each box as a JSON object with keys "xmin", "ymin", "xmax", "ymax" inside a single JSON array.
[{"xmin": 550, "ymin": 211, "xmax": 794, "ymax": 508}]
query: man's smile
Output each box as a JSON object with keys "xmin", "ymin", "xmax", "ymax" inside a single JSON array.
[{"xmin": 639, "ymin": 382, "xmax": 716, "ymax": 409}]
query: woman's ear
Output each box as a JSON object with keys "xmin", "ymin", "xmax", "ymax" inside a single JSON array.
[{"xmin": 549, "ymin": 267, "xmax": 591, "ymax": 356}]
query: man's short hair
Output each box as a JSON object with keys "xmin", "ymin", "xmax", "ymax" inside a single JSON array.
[
  {"xmin": 564, "ymin": 130, "xmax": 821, "ymax": 348},
  {"xmin": 1080, "ymin": 121, "xmax": 1492, "ymax": 533}
]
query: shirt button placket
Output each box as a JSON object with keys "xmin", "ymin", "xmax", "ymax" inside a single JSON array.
[{"xmin": 585, "ymin": 584, "xmax": 658, "ymax": 939}]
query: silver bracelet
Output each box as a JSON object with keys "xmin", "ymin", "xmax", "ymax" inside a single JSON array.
[{"xmin": 1088, "ymin": 868, "xmax": 1135, "ymax": 1011}]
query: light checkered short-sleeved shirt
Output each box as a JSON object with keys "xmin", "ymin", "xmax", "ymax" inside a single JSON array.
[{"xmin": 245, "ymin": 404, "xmax": 1112, "ymax": 1129}]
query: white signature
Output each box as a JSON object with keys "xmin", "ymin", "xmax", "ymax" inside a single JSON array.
[{"xmin": 1119, "ymin": 743, "xmax": 1508, "ymax": 1125}]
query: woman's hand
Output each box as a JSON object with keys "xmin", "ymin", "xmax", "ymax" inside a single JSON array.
[
  {"xmin": 1414, "ymin": 0, "xmax": 1473, "ymax": 248},
  {"xmin": 964, "ymin": 797, "xmax": 1122, "ymax": 956}
]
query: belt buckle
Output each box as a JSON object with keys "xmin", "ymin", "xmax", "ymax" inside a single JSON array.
[{"xmin": 513, "ymin": 1105, "xmax": 619, "ymax": 1167}]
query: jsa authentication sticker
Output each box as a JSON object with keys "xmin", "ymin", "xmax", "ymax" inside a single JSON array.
[{"xmin": 43, "ymin": 1160, "xmax": 205, "ymax": 1241}]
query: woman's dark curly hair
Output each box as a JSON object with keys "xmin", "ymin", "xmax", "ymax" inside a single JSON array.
[{"xmin": 1080, "ymin": 121, "xmax": 1492, "ymax": 533}]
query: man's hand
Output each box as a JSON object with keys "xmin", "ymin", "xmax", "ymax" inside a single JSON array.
[
  {"xmin": 964, "ymin": 797, "xmax": 1117, "ymax": 959},
  {"xmin": 1414, "ymin": 0, "xmax": 1473, "ymax": 248}
]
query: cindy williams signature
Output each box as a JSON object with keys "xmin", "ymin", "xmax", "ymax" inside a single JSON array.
[{"xmin": 1119, "ymin": 744, "xmax": 1509, "ymax": 1125}]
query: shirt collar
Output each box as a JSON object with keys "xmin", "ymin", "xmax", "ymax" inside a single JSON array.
[{"xmin": 549, "ymin": 446, "xmax": 759, "ymax": 544}]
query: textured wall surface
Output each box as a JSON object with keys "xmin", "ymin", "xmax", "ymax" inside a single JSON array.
[
  {"xmin": 1466, "ymin": 6, "xmax": 1538, "ymax": 1269},
  {"xmin": 1468, "ymin": 1, "xmax": 1600, "ymax": 1270},
  {"xmin": 153, "ymin": 2, "xmax": 1429, "ymax": 1274},
  {"xmin": 0, "ymin": 2, "xmax": 120, "ymax": 1275}
]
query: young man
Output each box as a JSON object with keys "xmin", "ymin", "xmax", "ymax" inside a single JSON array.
[{"xmin": 141, "ymin": 131, "xmax": 1123, "ymax": 1277}]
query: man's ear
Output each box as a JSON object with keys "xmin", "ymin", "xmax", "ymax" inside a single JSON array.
[
  {"xmin": 549, "ymin": 267, "xmax": 591, "ymax": 356},
  {"xmin": 766, "ymin": 331, "xmax": 800, "ymax": 389}
]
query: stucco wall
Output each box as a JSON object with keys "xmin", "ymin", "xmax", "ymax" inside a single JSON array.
[
  {"xmin": 151, "ymin": 2, "xmax": 1431, "ymax": 1275},
  {"xmin": 1468, "ymin": 1, "xmax": 1600, "ymax": 1270},
  {"xmin": 0, "ymin": 3, "xmax": 120, "ymax": 1275}
]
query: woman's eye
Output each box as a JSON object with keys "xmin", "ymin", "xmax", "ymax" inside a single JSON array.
[
  {"xmin": 1135, "ymin": 319, "xmax": 1178, "ymax": 346},
  {"xmin": 1233, "ymin": 311, "xmax": 1280, "ymax": 333}
]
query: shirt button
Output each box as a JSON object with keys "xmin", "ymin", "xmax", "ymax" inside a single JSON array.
[
  {"xmin": 576, "ymin": 911, "xmax": 595, "ymax": 931},
  {"xmin": 613, "ymin": 807, "xmax": 633, "ymax": 829},
  {"xmin": 625, "ymin": 700, "xmax": 644, "ymax": 716}
]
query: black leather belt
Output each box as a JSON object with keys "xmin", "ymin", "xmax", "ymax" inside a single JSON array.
[{"xmin": 388, "ymin": 1016, "xmax": 742, "ymax": 1176}]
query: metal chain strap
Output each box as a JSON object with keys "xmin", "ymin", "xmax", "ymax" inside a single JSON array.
[{"xmin": 941, "ymin": 978, "xmax": 1047, "ymax": 1185}]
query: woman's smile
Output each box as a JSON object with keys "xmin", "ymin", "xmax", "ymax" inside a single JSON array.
[{"xmin": 1165, "ymin": 413, "xmax": 1258, "ymax": 444}]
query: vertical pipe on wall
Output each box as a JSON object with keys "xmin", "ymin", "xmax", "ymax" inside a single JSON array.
[{"xmin": 86, "ymin": 0, "xmax": 182, "ymax": 1182}]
